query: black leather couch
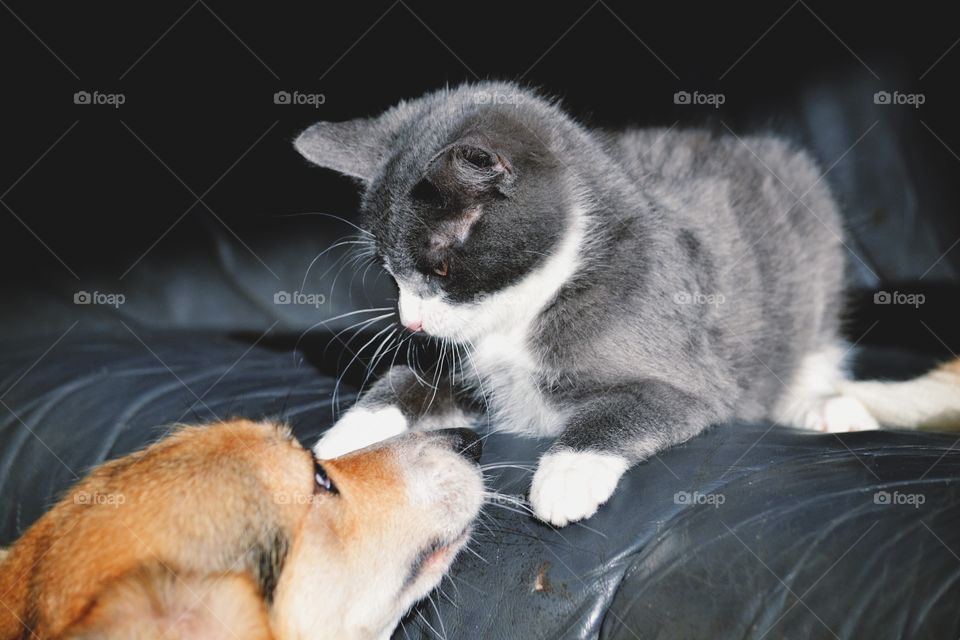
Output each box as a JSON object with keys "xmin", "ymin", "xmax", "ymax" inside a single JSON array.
[{"xmin": 2, "ymin": 63, "xmax": 960, "ymax": 640}]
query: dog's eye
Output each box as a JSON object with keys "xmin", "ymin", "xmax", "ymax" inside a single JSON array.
[{"xmin": 314, "ymin": 461, "xmax": 338, "ymax": 495}]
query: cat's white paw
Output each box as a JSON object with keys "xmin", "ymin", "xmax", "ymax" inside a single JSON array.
[
  {"xmin": 530, "ymin": 450, "xmax": 629, "ymax": 527},
  {"xmin": 820, "ymin": 395, "xmax": 880, "ymax": 432},
  {"xmin": 795, "ymin": 396, "xmax": 880, "ymax": 433},
  {"xmin": 313, "ymin": 406, "xmax": 408, "ymax": 459},
  {"xmin": 794, "ymin": 394, "xmax": 879, "ymax": 432}
]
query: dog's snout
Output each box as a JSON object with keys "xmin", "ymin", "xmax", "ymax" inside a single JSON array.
[{"xmin": 437, "ymin": 428, "xmax": 482, "ymax": 463}]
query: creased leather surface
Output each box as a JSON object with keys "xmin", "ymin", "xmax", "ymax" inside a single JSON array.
[{"xmin": 1, "ymin": 335, "xmax": 957, "ymax": 639}]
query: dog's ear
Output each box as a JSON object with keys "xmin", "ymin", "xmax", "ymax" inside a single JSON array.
[
  {"xmin": 0, "ymin": 538, "xmax": 37, "ymax": 640},
  {"xmin": 295, "ymin": 116, "xmax": 393, "ymax": 183},
  {"xmin": 64, "ymin": 566, "xmax": 273, "ymax": 640}
]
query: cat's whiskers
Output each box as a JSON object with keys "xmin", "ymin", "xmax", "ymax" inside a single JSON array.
[
  {"xmin": 298, "ymin": 235, "xmax": 373, "ymax": 293},
  {"xmin": 407, "ymin": 340, "xmax": 436, "ymax": 390},
  {"xmin": 358, "ymin": 326, "xmax": 401, "ymax": 396},
  {"xmin": 273, "ymin": 211, "xmax": 374, "ymax": 237},
  {"xmin": 323, "ymin": 311, "xmax": 395, "ymax": 361},
  {"xmin": 327, "ymin": 247, "xmax": 377, "ymax": 307},
  {"xmin": 293, "ymin": 306, "xmax": 392, "ymax": 356},
  {"xmin": 332, "ymin": 322, "xmax": 398, "ymax": 416},
  {"xmin": 479, "ymin": 462, "xmax": 537, "ymax": 472},
  {"xmin": 424, "ymin": 338, "xmax": 448, "ymax": 412},
  {"xmin": 461, "ymin": 335, "xmax": 492, "ymax": 419}
]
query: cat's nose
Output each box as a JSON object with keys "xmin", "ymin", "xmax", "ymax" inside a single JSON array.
[{"xmin": 405, "ymin": 319, "xmax": 423, "ymax": 332}]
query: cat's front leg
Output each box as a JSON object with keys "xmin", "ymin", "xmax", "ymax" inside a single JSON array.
[
  {"xmin": 314, "ymin": 365, "xmax": 472, "ymax": 459},
  {"xmin": 530, "ymin": 380, "xmax": 722, "ymax": 526}
]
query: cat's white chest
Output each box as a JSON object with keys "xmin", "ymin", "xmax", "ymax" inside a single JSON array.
[{"xmin": 467, "ymin": 332, "xmax": 566, "ymax": 437}]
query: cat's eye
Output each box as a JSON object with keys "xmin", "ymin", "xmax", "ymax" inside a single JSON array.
[
  {"xmin": 314, "ymin": 460, "xmax": 338, "ymax": 495},
  {"xmin": 433, "ymin": 260, "xmax": 449, "ymax": 277}
]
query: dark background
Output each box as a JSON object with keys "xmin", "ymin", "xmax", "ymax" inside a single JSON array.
[{"xmin": 1, "ymin": 0, "xmax": 958, "ymax": 354}]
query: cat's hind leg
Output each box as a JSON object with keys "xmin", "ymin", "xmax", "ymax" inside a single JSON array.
[{"xmin": 773, "ymin": 343, "xmax": 880, "ymax": 433}]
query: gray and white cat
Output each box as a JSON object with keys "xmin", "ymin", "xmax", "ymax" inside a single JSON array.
[{"xmin": 296, "ymin": 82, "xmax": 959, "ymax": 527}]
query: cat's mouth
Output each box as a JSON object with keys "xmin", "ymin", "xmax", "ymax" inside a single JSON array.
[
  {"xmin": 396, "ymin": 282, "xmax": 484, "ymax": 342},
  {"xmin": 398, "ymin": 285, "xmax": 439, "ymax": 337}
]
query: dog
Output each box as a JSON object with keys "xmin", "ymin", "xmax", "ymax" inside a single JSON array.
[{"xmin": 0, "ymin": 419, "xmax": 484, "ymax": 639}]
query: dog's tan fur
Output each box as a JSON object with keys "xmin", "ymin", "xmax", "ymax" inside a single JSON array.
[
  {"xmin": 0, "ymin": 419, "xmax": 483, "ymax": 639},
  {"xmin": 65, "ymin": 566, "xmax": 273, "ymax": 639}
]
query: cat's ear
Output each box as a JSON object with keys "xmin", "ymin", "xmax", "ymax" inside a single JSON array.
[
  {"xmin": 425, "ymin": 142, "xmax": 516, "ymax": 199},
  {"xmin": 294, "ymin": 118, "xmax": 386, "ymax": 183}
]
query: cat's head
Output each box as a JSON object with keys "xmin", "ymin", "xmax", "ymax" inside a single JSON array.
[{"xmin": 295, "ymin": 83, "xmax": 587, "ymax": 343}]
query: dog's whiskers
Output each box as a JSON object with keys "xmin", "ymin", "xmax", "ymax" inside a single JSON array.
[
  {"xmin": 428, "ymin": 594, "xmax": 448, "ymax": 640},
  {"xmin": 459, "ymin": 542, "xmax": 489, "ymax": 565},
  {"xmin": 415, "ymin": 607, "xmax": 447, "ymax": 640}
]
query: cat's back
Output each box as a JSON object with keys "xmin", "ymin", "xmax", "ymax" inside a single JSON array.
[
  {"xmin": 578, "ymin": 125, "xmax": 848, "ymax": 404},
  {"xmin": 607, "ymin": 126, "xmax": 844, "ymax": 271},
  {"xmin": 611, "ymin": 127, "xmax": 828, "ymax": 208}
]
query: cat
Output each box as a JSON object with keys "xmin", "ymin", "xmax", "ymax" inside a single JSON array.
[{"xmin": 295, "ymin": 81, "xmax": 960, "ymax": 527}]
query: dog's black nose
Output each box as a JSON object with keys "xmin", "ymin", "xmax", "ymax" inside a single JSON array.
[{"xmin": 439, "ymin": 428, "xmax": 482, "ymax": 463}]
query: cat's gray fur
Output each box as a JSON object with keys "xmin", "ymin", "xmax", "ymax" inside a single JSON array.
[{"xmin": 296, "ymin": 81, "xmax": 857, "ymax": 526}]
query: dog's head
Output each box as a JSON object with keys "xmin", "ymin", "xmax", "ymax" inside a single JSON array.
[
  {"xmin": 272, "ymin": 426, "xmax": 484, "ymax": 639},
  {"xmin": 0, "ymin": 420, "xmax": 484, "ymax": 640}
]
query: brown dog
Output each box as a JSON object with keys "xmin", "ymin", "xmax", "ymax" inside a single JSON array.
[{"xmin": 0, "ymin": 419, "xmax": 484, "ymax": 639}]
